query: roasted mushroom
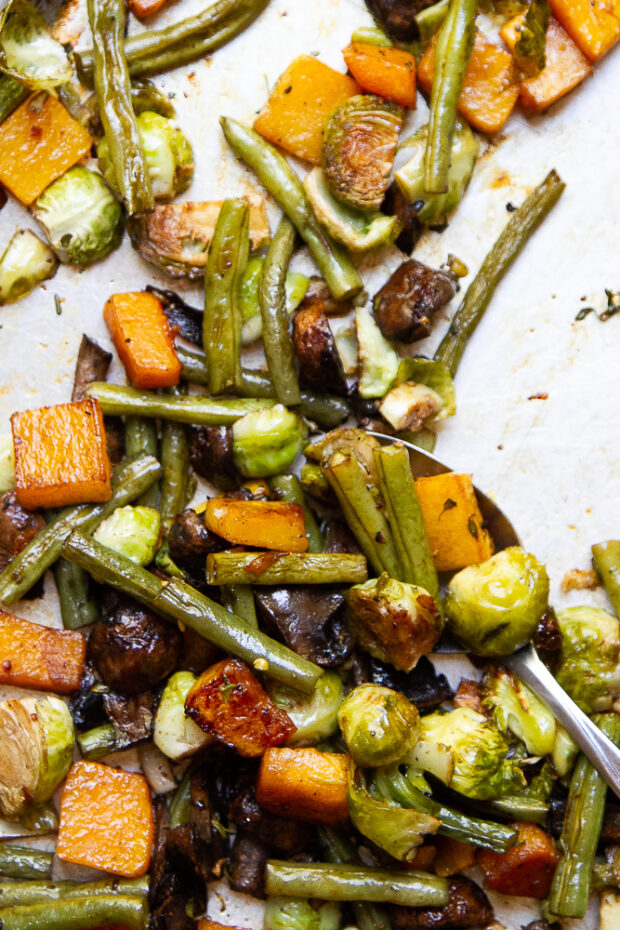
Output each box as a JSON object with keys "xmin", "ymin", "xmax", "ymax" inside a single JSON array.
[
  {"xmin": 390, "ymin": 875, "xmax": 494, "ymax": 929},
  {"xmin": 293, "ymin": 301, "xmax": 349, "ymax": 396},
  {"xmin": 146, "ymin": 286, "xmax": 203, "ymax": 345},
  {"xmin": 533, "ymin": 606, "xmax": 563, "ymax": 672},
  {"xmin": 71, "ymin": 334, "xmax": 112, "ymax": 402},
  {"xmin": 365, "ymin": 0, "xmax": 429, "ymax": 42},
  {"xmin": 189, "ymin": 427, "xmax": 239, "ymax": 491},
  {"xmin": 228, "ymin": 830, "xmax": 269, "ymax": 898},
  {"xmin": 0, "ymin": 490, "xmax": 46, "ymax": 571},
  {"xmin": 255, "ymin": 585, "xmax": 352, "ymax": 667},
  {"xmin": 381, "ymin": 182, "xmax": 423, "ymax": 255},
  {"xmin": 373, "ymin": 259, "xmax": 459, "ymax": 343},
  {"xmin": 365, "ymin": 654, "xmax": 453, "ymax": 713}
]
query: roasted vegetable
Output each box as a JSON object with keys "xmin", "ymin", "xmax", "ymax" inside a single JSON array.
[
  {"xmin": 381, "ymin": 182, "xmax": 423, "ymax": 253},
  {"xmin": 421, "ymin": 706, "xmax": 526, "ymax": 800},
  {"xmin": 339, "ymin": 683, "xmax": 420, "ymax": 767},
  {"xmin": 0, "ymin": 491, "xmax": 45, "ymax": 574},
  {"xmin": 548, "ymin": 0, "xmax": 620, "ymax": 61},
  {"xmin": 71, "ymin": 335, "xmax": 113, "ymax": 403},
  {"xmin": 232, "ymin": 405, "xmax": 308, "ymax": 478},
  {"xmin": 239, "ymin": 253, "xmax": 308, "ymax": 345},
  {"xmin": 204, "ymin": 497, "xmax": 307, "ymax": 553},
  {"xmin": 0, "ymin": 609, "xmax": 85, "ymax": 693},
  {"xmin": 477, "ymin": 821, "xmax": 559, "ymax": 899},
  {"xmin": 379, "ymin": 381, "xmax": 444, "ymax": 432},
  {"xmin": 264, "ymin": 896, "xmax": 341, "ymax": 930},
  {"xmin": 153, "ymin": 671, "xmax": 212, "ymax": 761},
  {"xmin": 372, "ymin": 259, "xmax": 458, "ymax": 343},
  {"xmin": 0, "ymin": 229, "xmax": 57, "ymax": 305},
  {"xmin": 322, "ymin": 95, "xmax": 403, "ymax": 212},
  {"xmin": 93, "ymin": 505, "xmax": 161, "ymax": 566},
  {"xmin": 555, "ymin": 606, "xmax": 620, "ymax": 712},
  {"xmin": 267, "ymin": 673, "xmax": 344, "ymax": 746},
  {"xmin": 415, "ymin": 472, "xmax": 494, "ymax": 572},
  {"xmin": 365, "ymin": 0, "xmax": 422, "ymax": 42},
  {"xmin": 355, "ymin": 305, "xmax": 400, "ymax": 399},
  {"xmin": 0, "ymin": 695, "xmax": 74, "ymax": 820},
  {"xmin": 390, "ymin": 874, "xmax": 493, "ymax": 930},
  {"xmin": 33, "ymin": 166, "xmax": 123, "ymax": 265},
  {"xmin": 0, "ymin": 72, "xmax": 28, "ymax": 123},
  {"xmin": 257, "ymin": 748, "xmax": 350, "ymax": 825},
  {"xmin": 190, "ymin": 426, "xmax": 239, "ymax": 492},
  {"xmin": 482, "ymin": 666, "xmax": 556, "ymax": 756},
  {"xmin": 0, "ymin": 0, "xmax": 72, "ymax": 90},
  {"xmin": 104, "ymin": 290, "xmax": 181, "ymax": 389},
  {"xmin": 343, "ymin": 43, "xmax": 417, "ymax": 108},
  {"xmin": 293, "ymin": 302, "xmax": 349, "ymax": 396}
]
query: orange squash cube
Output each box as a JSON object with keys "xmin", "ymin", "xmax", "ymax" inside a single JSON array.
[
  {"xmin": 0, "ymin": 611, "xmax": 86, "ymax": 693},
  {"xmin": 257, "ymin": 747, "xmax": 350, "ymax": 825},
  {"xmin": 477, "ymin": 822, "xmax": 560, "ymax": 898},
  {"xmin": 343, "ymin": 43, "xmax": 417, "ymax": 108},
  {"xmin": 418, "ymin": 31, "xmax": 519, "ymax": 134},
  {"xmin": 500, "ymin": 16, "xmax": 592, "ymax": 110},
  {"xmin": 254, "ymin": 55, "xmax": 360, "ymax": 164},
  {"xmin": 0, "ymin": 93, "xmax": 92, "ymax": 205},
  {"xmin": 204, "ymin": 499, "xmax": 308, "ymax": 552},
  {"xmin": 104, "ymin": 291, "xmax": 181, "ymax": 389},
  {"xmin": 415, "ymin": 473, "xmax": 495, "ymax": 572},
  {"xmin": 57, "ymin": 760, "xmax": 154, "ymax": 877},
  {"xmin": 11, "ymin": 398, "xmax": 112, "ymax": 510},
  {"xmin": 549, "ymin": 0, "xmax": 620, "ymax": 61}
]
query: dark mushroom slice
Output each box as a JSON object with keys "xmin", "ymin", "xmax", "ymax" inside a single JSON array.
[
  {"xmin": 366, "ymin": 655, "xmax": 453, "ymax": 713},
  {"xmin": 382, "ymin": 182, "xmax": 423, "ymax": 255},
  {"xmin": 168, "ymin": 507, "xmax": 228, "ymax": 578},
  {"xmin": 103, "ymin": 691, "xmax": 154, "ymax": 748},
  {"xmin": 71, "ymin": 334, "xmax": 113, "ymax": 402},
  {"xmin": 323, "ymin": 518, "xmax": 363, "ymax": 556},
  {"xmin": 229, "ymin": 780, "xmax": 314, "ymax": 854},
  {"xmin": 300, "ymin": 276, "xmax": 356, "ymax": 317},
  {"xmin": 365, "ymin": 0, "xmax": 430, "ymax": 42},
  {"xmin": 103, "ymin": 415, "xmax": 125, "ymax": 465},
  {"xmin": 533, "ymin": 606, "xmax": 563, "ymax": 672},
  {"xmin": 390, "ymin": 874, "xmax": 494, "ymax": 929},
  {"xmin": 229, "ymin": 830, "xmax": 270, "ymax": 898},
  {"xmin": 255, "ymin": 585, "xmax": 352, "ymax": 668},
  {"xmin": 88, "ymin": 596, "xmax": 182, "ymax": 693},
  {"xmin": 293, "ymin": 302, "xmax": 349, "ymax": 397},
  {"xmin": 178, "ymin": 626, "xmax": 223, "ymax": 676},
  {"xmin": 189, "ymin": 427, "xmax": 240, "ymax": 491},
  {"xmin": 69, "ymin": 666, "xmax": 109, "ymax": 730},
  {"xmin": 373, "ymin": 259, "xmax": 459, "ymax": 343},
  {"xmin": 0, "ymin": 491, "xmax": 46, "ymax": 571},
  {"xmin": 146, "ymin": 285, "xmax": 203, "ymax": 345}
]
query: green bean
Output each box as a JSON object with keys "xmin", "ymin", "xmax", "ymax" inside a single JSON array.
[
  {"xmin": 0, "ymin": 894, "xmax": 147, "ymax": 930},
  {"xmin": 125, "ymin": 416, "xmax": 159, "ymax": 508},
  {"xmin": 0, "ymin": 845, "xmax": 52, "ymax": 880},
  {"xmin": 0, "ymin": 878, "xmax": 148, "ymax": 909},
  {"xmin": 487, "ymin": 795, "xmax": 549, "ymax": 825},
  {"xmin": 169, "ymin": 767, "xmax": 192, "ymax": 828},
  {"xmin": 259, "ymin": 216, "xmax": 301, "ymax": 405},
  {"xmin": 62, "ymin": 531, "xmax": 323, "ymax": 693},
  {"xmin": 87, "ymin": 382, "xmax": 274, "ymax": 425},
  {"xmin": 16, "ymin": 803, "xmax": 58, "ymax": 836},
  {"xmin": 323, "ymin": 453, "xmax": 401, "ymax": 577},
  {"xmin": 416, "ymin": 0, "xmax": 450, "ymax": 48},
  {"xmin": 350, "ymin": 27, "xmax": 393, "ymax": 47},
  {"xmin": 53, "ymin": 558, "xmax": 99, "ymax": 630},
  {"xmin": 0, "ymin": 455, "xmax": 161, "ymax": 604},
  {"xmin": 423, "ymin": 0, "xmax": 476, "ymax": 194},
  {"xmin": 269, "ymin": 474, "xmax": 323, "ymax": 553},
  {"xmin": 0, "ymin": 74, "xmax": 28, "ymax": 124},
  {"xmin": 178, "ymin": 346, "xmax": 350, "ymax": 429},
  {"xmin": 221, "ymin": 585, "xmax": 258, "ymax": 628},
  {"xmin": 76, "ymin": 723, "xmax": 117, "ymax": 761},
  {"xmin": 434, "ymin": 169, "xmax": 565, "ymax": 377},
  {"xmin": 265, "ymin": 861, "xmax": 448, "ymax": 906},
  {"xmin": 547, "ymin": 713, "xmax": 620, "ymax": 918},
  {"xmin": 221, "ymin": 118, "xmax": 362, "ymax": 301},
  {"xmin": 160, "ymin": 386, "xmax": 190, "ymax": 525},
  {"xmin": 318, "ymin": 828, "xmax": 393, "ymax": 930},
  {"xmin": 203, "ymin": 199, "xmax": 249, "ymax": 395},
  {"xmin": 206, "ymin": 551, "xmax": 368, "ymax": 586},
  {"xmin": 374, "ymin": 444, "xmax": 442, "ymax": 614},
  {"xmin": 87, "ymin": 0, "xmax": 153, "ymax": 214},
  {"xmin": 592, "ymin": 541, "xmax": 620, "ymax": 617}
]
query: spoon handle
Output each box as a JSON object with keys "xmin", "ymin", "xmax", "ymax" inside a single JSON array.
[{"xmin": 507, "ymin": 644, "xmax": 620, "ymax": 799}]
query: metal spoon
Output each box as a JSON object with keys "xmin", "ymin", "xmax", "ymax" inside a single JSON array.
[{"xmin": 368, "ymin": 431, "xmax": 620, "ymax": 800}]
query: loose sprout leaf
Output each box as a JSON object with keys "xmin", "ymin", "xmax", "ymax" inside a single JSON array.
[
  {"xmin": 514, "ymin": 0, "xmax": 550, "ymax": 79},
  {"xmin": 0, "ymin": 0, "xmax": 72, "ymax": 90}
]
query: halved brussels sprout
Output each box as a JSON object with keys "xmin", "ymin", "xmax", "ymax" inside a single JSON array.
[
  {"xmin": 0, "ymin": 0, "xmax": 72, "ymax": 90},
  {"xmin": 552, "ymin": 724, "xmax": 579, "ymax": 778},
  {"xmin": 323, "ymin": 95, "xmax": 404, "ymax": 212},
  {"xmin": 93, "ymin": 505, "xmax": 161, "ymax": 566},
  {"xmin": 304, "ymin": 427, "xmax": 382, "ymax": 478},
  {"xmin": 264, "ymin": 896, "xmax": 342, "ymax": 930},
  {"xmin": 131, "ymin": 79, "xmax": 176, "ymax": 119},
  {"xmin": 0, "ymin": 435, "xmax": 15, "ymax": 492},
  {"xmin": 445, "ymin": 547, "xmax": 549, "ymax": 657},
  {"xmin": 0, "ymin": 229, "xmax": 57, "ymax": 305},
  {"xmin": 421, "ymin": 706, "xmax": 526, "ymax": 800},
  {"xmin": 239, "ymin": 255, "xmax": 308, "ymax": 344},
  {"xmin": 379, "ymin": 381, "xmax": 444, "ymax": 432},
  {"xmin": 98, "ymin": 111, "xmax": 193, "ymax": 201},
  {"xmin": 232, "ymin": 405, "xmax": 307, "ymax": 478},
  {"xmin": 338, "ymin": 683, "xmax": 420, "ymax": 767},
  {"xmin": 407, "ymin": 739, "xmax": 455, "ymax": 785},
  {"xmin": 355, "ymin": 306, "xmax": 400, "ymax": 399},
  {"xmin": 482, "ymin": 666, "xmax": 556, "ymax": 756},
  {"xmin": 33, "ymin": 167, "xmax": 124, "ymax": 266},
  {"xmin": 555, "ymin": 606, "xmax": 620, "ymax": 714},
  {"xmin": 304, "ymin": 168, "xmax": 400, "ymax": 252},
  {"xmin": 267, "ymin": 673, "xmax": 344, "ymax": 747},
  {"xmin": 0, "ymin": 696, "xmax": 74, "ymax": 820},
  {"xmin": 395, "ymin": 122, "xmax": 479, "ymax": 224},
  {"xmin": 153, "ymin": 671, "xmax": 212, "ymax": 761},
  {"xmin": 395, "ymin": 357, "xmax": 456, "ymax": 417}
]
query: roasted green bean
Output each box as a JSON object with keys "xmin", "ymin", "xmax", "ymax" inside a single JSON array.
[
  {"xmin": 319, "ymin": 828, "xmax": 393, "ymax": 930},
  {"xmin": 160, "ymin": 386, "xmax": 190, "ymax": 525},
  {"xmin": 125, "ymin": 416, "xmax": 159, "ymax": 508},
  {"xmin": 0, "ymin": 878, "xmax": 148, "ymax": 909},
  {"xmin": 53, "ymin": 557, "xmax": 99, "ymax": 630},
  {"xmin": 76, "ymin": 723, "xmax": 117, "ymax": 761},
  {"xmin": 0, "ymin": 894, "xmax": 147, "ymax": 930},
  {"xmin": 221, "ymin": 584, "xmax": 258, "ymax": 629},
  {"xmin": 206, "ymin": 551, "xmax": 368, "ymax": 585},
  {"xmin": 592, "ymin": 541, "xmax": 620, "ymax": 617},
  {"xmin": 0, "ymin": 844, "xmax": 52, "ymax": 880},
  {"xmin": 259, "ymin": 216, "xmax": 301, "ymax": 405}
]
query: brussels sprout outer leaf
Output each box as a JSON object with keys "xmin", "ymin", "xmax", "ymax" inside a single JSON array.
[
  {"xmin": 555, "ymin": 606, "xmax": 620, "ymax": 713},
  {"xmin": 355, "ymin": 306, "xmax": 400, "ymax": 399},
  {"xmin": 153, "ymin": 670, "xmax": 212, "ymax": 760},
  {"xmin": 0, "ymin": 229, "xmax": 57, "ymax": 305},
  {"xmin": 395, "ymin": 357, "xmax": 456, "ymax": 417},
  {"xmin": 93, "ymin": 505, "xmax": 161, "ymax": 566},
  {"xmin": 482, "ymin": 666, "xmax": 556, "ymax": 756},
  {"xmin": 264, "ymin": 896, "xmax": 342, "ymax": 930},
  {"xmin": 267, "ymin": 673, "xmax": 343, "ymax": 746},
  {"xmin": 0, "ymin": 73, "xmax": 28, "ymax": 123},
  {"xmin": 0, "ymin": 0, "xmax": 72, "ymax": 90}
]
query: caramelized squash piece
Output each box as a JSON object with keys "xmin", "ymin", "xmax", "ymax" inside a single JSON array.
[
  {"xmin": 254, "ymin": 55, "xmax": 360, "ymax": 164},
  {"xmin": 257, "ymin": 747, "xmax": 350, "ymax": 825},
  {"xmin": 418, "ymin": 31, "xmax": 519, "ymax": 134},
  {"xmin": 198, "ymin": 923, "xmax": 251, "ymax": 930},
  {"xmin": 11, "ymin": 398, "xmax": 111, "ymax": 510},
  {"xmin": 204, "ymin": 499, "xmax": 308, "ymax": 552},
  {"xmin": 0, "ymin": 611, "xmax": 85, "ymax": 693},
  {"xmin": 104, "ymin": 291, "xmax": 181, "ymax": 389},
  {"xmin": 415, "ymin": 473, "xmax": 494, "ymax": 572},
  {"xmin": 57, "ymin": 760, "xmax": 154, "ymax": 877},
  {"xmin": 477, "ymin": 822, "xmax": 560, "ymax": 898},
  {"xmin": 433, "ymin": 836, "xmax": 476, "ymax": 877},
  {"xmin": 549, "ymin": 0, "xmax": 620, "ymax": 60},
  {"xmin": 343, "ymin": 43, "xmax": 417, "ymax": 109},
  {"xmin": 185, "ymin": 658, "xmax": 296, "ymax": 757},
  {"xmin": 128, "ymin": 0, "xmax": 167, "ymax": 18},
  {"xmin": 0, "ymin": 93, "xmax": 92, "ymax": 205},
  {"xmin": 500, "ymin": 15, "xmax": 592, "ymax": 109}
]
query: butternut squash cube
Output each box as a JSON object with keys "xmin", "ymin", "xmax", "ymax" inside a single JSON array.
[
  {"xmin": 57, "ymin": 760, "xmax": 154, "ymax": 877},
  {"xmin": 549, "ymin": 0, "xmax": 620, "ymax": 61},
  {"xmin": 254, "ymin": 55, "xmax": 360, "ymax": 164},
  {"xmin": 415, "ymin": 473, "xmax": 494, "ymax": 572},
  {"xmin": 0, "ymin": 611, "xmax": 86, "ymax": 693},
  {"xmin": 12, "ymin": 398, "xmax": 111, "ymax": 510},
  {"xmin": 418, "ymin": 31, "xmax": 519, "ymax": 134},
  {"xmin": 104, "ymin": 291, "xmax": 181, "ymax": 389},
  {"xmin": 204, "ymin": 498, "xmax": 308, "ymax": 552},
  {"xmin": 257, "ymin": 747, "xmax": 350, "ymax": 825},
  {"xmin": 500, "ymin": 16, "xmax": 592, "ymax": 110},
  {"xmin": 0, "ymin": 93, "xmax": 92, "ymax": 205},
  {"xmin": 342, "ymin": 43, "xmax": 417, "ymax": 109}
]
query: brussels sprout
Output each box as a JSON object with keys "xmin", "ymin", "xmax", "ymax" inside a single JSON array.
[
  {"xmin": 264, "ymin": 896, "xmax": 342, "ymax": 930},
  {"xmin": 421, "ymin": 706, "xmax": 526, "ymax": 800},
  {"xmin": 355, "ymin": 306, "xmax": 400, "ymax": 399},
  {"xmin": 239, "ymin": 255, "xmax": 308, "ymax": 345},
  {"xmin": 338, "ymin": 683, "xmax": 420, "ymax": 767},
  {"xmin": 0, "ymin": 695, "xmax": 74, "ymax": 820},
  {"xmin": 300, "ymin": 462, "xmax": 333, "ymax": 503},
  {"xmin": 395, "ymin": 122, "xmax": 479, "ymax": 225},
  {"xmin": 0, "ymin": 435, "xmax": 15, "ymax": 492},
  {"xmin": 407, "ymin": 740, "xmax": 455, "ymax": 785},
  {"xmin": 153, "ymin": 671, "xmax": 212, "ymax": 761},
  {"xmin": 379, "ymin": 381, "xmax": 444, "ymax": 432},
  {"xmin": 93, "ymin": 505, "xmax": 161, "ymax": 566},
  {"xmin": 0, "ymin": 229, "xmax": 57, "ymax": 305},
  {"xmin": 323, "ymin": 95, "xmax": 404, "ymax": 212},
  {"xmin": 304, "ymin": 168, "xmax": 399, "ymax": 253},
  {"xmin": 0, "ymin": 0, "xmax": 72, "ymax": 90},
  {"xmin": 33, "ymin": 167, "xmax": 124, "ymax": 266},
  {"xmin": 232, "ymin": 405, "xmax": 307, "ymax": 478},
  {"xmin": 304, "ymin": 427, "xmax": 381, "ymax": 479},
  {"xmin": 552, "ymin": 724, "xmax": 579, "ymax": 778},
  {"xmin": 445, "ymin": 547, "xmax": 549, "ymax": 658},
  {"xmin": 131, "ymin": 79, "xmax": 176, "ymax": 119},
  {"xmin": 555, "ymin": 606, "xmax": 620, "ymax": 714},
  {"xmin": 98, "ymin": 111, "xmax": 193, "ymax": 202},
  {"xmin": 267, "ymin": 673, "xmax": 344, "ymax": 747},
  {"xmin": 333, "ymin": 324, "xmax": 358, "ymax": 377},
  {"xmin": 394, "ymin": 358, "xmax": 456, "ymax": 417},
  {"xmin": 482, "ymin": 666, "xmax": 556, "ymax": 756}
]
